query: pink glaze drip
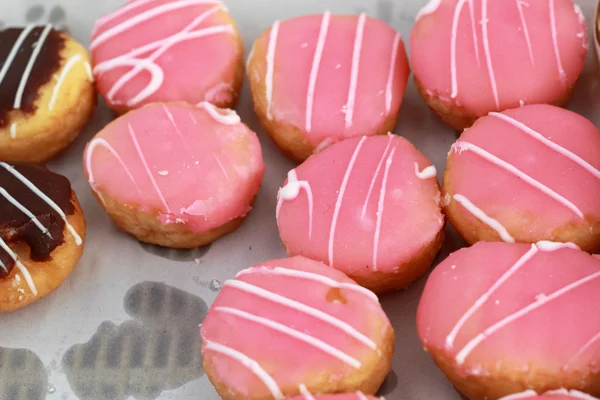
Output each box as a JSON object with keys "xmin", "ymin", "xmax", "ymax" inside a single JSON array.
[
  {"xmin": 255, "ymin": 13, "xmax": 410, "ymax": 147},
  {"xmin": 410, "ymin": 0, "xmax": 587, "ymax": 115},
  {"xmin": 417, "ymin": 241, "xmax": 600, "ymax": 376},
  {"xmin": 83, "ymin": 103, "xmax": 264, "ymax": 233},
  {"xmin": 277, "ymin": 136, "xmax": 443, "ymax": 279},
  {"xmin": 91, "ymin": 0, "xmax": 241, "ymax": 109},
  {"xmin": 446, "ymin": 105, "xmax": 600, "ymax": 243},
  {"xmin": 201, "ymin": 256, "xmax": 391, "ymax": 398}
]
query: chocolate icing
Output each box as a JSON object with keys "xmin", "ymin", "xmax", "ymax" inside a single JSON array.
[
  {"xmin": 0, "ymin": 164, "xmax": 74, "ymax": 278},
  {"xmin": 0, "ymin": 26, "xmax": 65, "ymax": 128}
]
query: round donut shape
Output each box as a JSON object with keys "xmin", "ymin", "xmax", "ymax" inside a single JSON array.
[
  {"xmin": 443, "ymin": 104, "xmax": 600, "ymax": 252},
  {"xmin": 83, "ymin": 102, "xmax": 265, "ymax": 248},
  {"xmin": 276, "ymin": 135, "xmax": 444, "ymax": 294},
  {"xmin": 91, "ymin": 0, "xmax": 245, "ymax": 114},
  {"xmin": 0, "ymin": 163, "xmax": 86, "ymax": 312},
  {"xmin": 417, "ymin": 241, "xmax": 600, "ymax": 400},
  {"xmin": 0, "ymin": 26, "xmax": 96, "ymax": 163},
  {"xmin": 247, "ymin": 12, "xmax": 410, "ymax": 162},
  {"xmin": 410, "ymin": 0, "xmax": 587, "ymax": 131},
  {"xmin": 201, "ymin": 256, "xmax": 394, "ymax": 399}
]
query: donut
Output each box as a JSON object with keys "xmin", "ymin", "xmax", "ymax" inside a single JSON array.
[
  {"xmin": 417, "ymin": 241, "xmax": 600, "ymax": 400},
  {"xmin": 276, "ymin": 135, "xmax": 444, "ymax": 294},
  {"xmin": 247, "ymin": 12, "xmax": 409, "ymax": 162},
  {"xmin": 83, "ymin": 102, "xmax": 264, "ymax": 248},
  {"xmin": 201, "ymin": 256, "xmax": 394, "ymax": 399},
  {"xmin": 499, "ymin": 389, "xmax": 599, "ymax": 400},
  {"xmin": 443, "ymin": 104, "xmax": 600, "ymax": 252},
  {"xmin": 410, "ymin": 0, "xmax": 587, "ymax": 131},
  {"xmin": 288, "ymin": 390, "xmax": 383, "ymax": 400},
  {"xmin": 0, "ymin": 163, "xmax": 86, "ymax": 312},
  {"xmin": 91, "ymin": 0, "xmax": 244, "ymax": 114},
  {"xmin": 0, "ymin": 25, "xmax": 96, "ymax": 163}
]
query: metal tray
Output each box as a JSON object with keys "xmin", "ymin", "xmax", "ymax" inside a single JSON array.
[{"xmin": 0, "ymin": 0, "xmax": 598, "ymax": 399}]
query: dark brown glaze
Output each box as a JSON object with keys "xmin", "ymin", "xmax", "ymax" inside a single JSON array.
[
  {"xmin": 0, "ymin": 26, "xmax": 65, "ymax": 128},
  {"xmin": 0, "ymin": 163, "xmax": 74, "ymax": 278}
]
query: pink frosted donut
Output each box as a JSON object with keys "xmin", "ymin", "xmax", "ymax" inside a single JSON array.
[
  {"xmin": 276, "ymin": 135, "xmax": 445, "ymax": 294},
  {"xmin": 247, "ymin": 12, "xmax": 410, "ymax": 162},
  {"xmin": 417, "ymin": 241, "xmax": 600, "ymax": 399},
  {"xmin": 83, "ymin": 102, "xmax": 264, "ymax": 248},
  {"xmin": 200, "ymin": 256, "xmax": 394, "ymax": 399},
  {"xmin": 443, "ymin": 104, "xmax": 600, "ymax": 252},
  {"xmin": 287, "ymin": 391, "xmax": 383, "ymax": 400},
  {"xmin": 91, "ymin": 0, "xmax": 244, "ymax": 114},
  {"xmin": 410, "ymin": 0, "xmax": 587, "ymax": 130},
  {"xmin": 500, "ymin": 390, "xmax": 599, "ymax": 400}
]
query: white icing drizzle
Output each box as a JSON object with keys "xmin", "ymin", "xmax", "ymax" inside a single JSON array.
[
  {"xmin": 345, "ymin": 13, "xmax": 366, "ymax": 129},
  {"xmin": 453, "ymin": 141, "xmax": 584, "ymax": 218},
  {"xmin": 214, "ymin": 155, "xmax": 230, "ymax": 181},
  {"xmin": 385, "ymin": 32, "xmax": 401, "ymax": 114},
  {"xmin": 203, "ymin": 339, "xmax": 284, "ymax": 400},
  {"xmin": 0, "ymin": 25, "xmax": 34, "ymax": 87},
  {"xmin": 361, "ymin": 136, "xmax": 394, "ymax": 219},
  {"xmin": 450, "ymin": 0, "xmax": 480, "ymax": 99},
  {"xmin": 0, "ymin": 187, "xmax": 51, "ymax": 238},
  {"xmin": 314, "ymin": 138, "xmax": 333, "ymax": 154},
  {"xmin": 515, "ymin": 0, "xmax": 535, "ymax": 65},
  {"xmin": 49, "ymin": 54, "xmax": 84, "ymax": 110},
  {"xmin": 299, "ymin": 384, "xmax": 316, "ymax": 400},
  {"xmin": 305, "ymin": 11, "xmax": 330, "ymax": 133},
  {"xmin": 564, "ymin": 331, "xmax": 600, "ymax": 370},
  {"xmin": 356, "ymin": 392, "xmax": 369, "ymax": 400},
  {"xmin": 0, "ymin": 237, "xmax": 37, "ymax": 295},
  {"xmin": 455, "ymin": 270, "xmax": 600, "ymax": 364},
  {"xmin": 236, "ymin": 266, "xmax": 379, "ymax": 303},
  {"xmin": 224, "ymin": 279, "xmax": 377, "ymax": 349},
  {"xmin": 216, "ymin": 306, "xmax": 362, "ymax": 368},
  {"xmin": 373, "ymin": 147, "xmax": 396, "ymax": 272},
  {"xmin": 197, "ymin": 101, "xmax": 241, "ymax": 125},
  {"xmin": 14, "ymin": 25, "xmax": 53, "ymax": 109},
  {"xmin": 84, "ymin": 61, "xmax": 93, "ymax": 81},
  {"xmin": 545, "ymin": 389, "xmax": 600, "ymax": 400},
  {"xmin": 265, "ymin": 20, "xmax": 280, "ymax": 120},
  {"xmin": 127, "ymin": 124, "xmax": 171, "ymax": 213},
  {"xmin": 498, "ymin": 390, "xmax": 539, "ymax": 400},
  {"xmin": 452, "ymin": 194, "xmax": 515, "ymax": 243},
  {"xmin": 162, "ymin": 104, "xmax": 186, "ymax": 143},
  {"xmin": 10, "ymin": 123, "xmax": 17, "ymax": 139},
  {"xmin": 416, "ymin": 0, "xmax": 442, "ymax": 21},
  {"xmin": 414, "ymin": 162, "xmax": 437, "ymax": 179},
  {"xmin": 276, "ymin": 169, "xmax": 313, "ymax": 239},
  {"xmin": 0, "ymin": 162, "xmax": 82, "ymax": 246},
  {"xmin": 329, "ymin": 137, "xmax": 366, "ymax": 267},
  {"xmin": 549, "ymin": 0, "xmax": 566, "ymax": 84},
  {"xmin": 490, "ymin": 112, "xmax": 600, "ymax": 179},
  {"xmin": 536, "ymin": 240, "xmax": 579, "ymax": 251},
  {"xmin": 481, "ymin": 0, "xmax": 500, "ymax": 109}
]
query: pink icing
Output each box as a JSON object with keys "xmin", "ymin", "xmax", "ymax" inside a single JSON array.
[
  {"xmin": 252, "ymin": 13, "xmax": 409, "ymax": 147},
  {"xmin": 445, "ymin": 104, "xmax": 600, "ymax": 243},
  {"xmin": 200, "ymin": 256, "xmax": 391, "ymax": 399},
  {"xmin": 83, "ymin": 102, "xmax": 264, "ymax": 233},
  {"xmin": 91, "ymin": 0, "xmax": 241, "ymax": 109},
  {"xmin": 417, "ymin": 241, "xmax": 600, "ymax": 376},
  {"xmin": 410, "ymin": 0, "xmax": 587, "ymax": 116},
  {"xmin": 500, "ymin": 389, "xmax": 599, "ymax": 400},
  {"xmin": 277, "ymin": 135, "xmax": 443, "ymax": 280},
  {"xmin": 287, "ymin": 391, "xmax": 383, "ymax": 400}
]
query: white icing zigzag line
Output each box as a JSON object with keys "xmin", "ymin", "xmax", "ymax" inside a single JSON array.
[
  {"xmin": 453, "ymin": 141, "xmax": 584, "ymax": 218},
  {"xmin": 515, "ymin": 0, "xmax": 535, "ymax": 65},
  {"xmin": 385, "ymin": 32, "xmax": 401, "ymax": 114},
  {"xmin": 224, "ymin": 279, "xmax": 377, "ymax": 349},
  {"xmin": 203, "ymin": 339, "xmax": 284, "ymax": 400},
  {"xmin": 499, "ymin": 390, "xmax": 539, "ymax": 400},
  {"xmin": 305, "ymin": 11, "xmax": 330, "ymax": 133},
  {"xmin": 490, "ymin": 112, "xmax": 600, "ymax": 179},
  {"xmin": 481, "ymin": 0, "xmax": 500, "ymax": 109},
  {"xmin": 453, "ymin": 194, "xmax": 515, "ymax": 243},
  {"xmin": 0, "ymin": 25, "xmax": 34, "ymax": 87},
  {"xmin": 197, "ymin": 101, "xmax": 241, "ymax": 125},
  {"xmin": 0, "ymin": 163, "xmax": 82, "ymax": 246},
  {"xmin": 0, "ymin": 237, "xmax": 37, "ymax": 295},
  {"xmin": 456, "ymin": 270, "xmax": 600, "ymax": 364},
  {"xmin": 564, "ymin": 331, "xmax": 600, "ymax": 370},
  {"xmin": 14, "ymin": 25, "xmax": 53, "ymax": 109},
  {"xmin": 549, "ymin": 0, "xmax": 566, "ymax": 84},
  {"xmin": 162, "ymin": 104, "xmax": 186, "ymax": 144},
  {"xmin": 236, "ymin": 266, "xmax": 379, "ymax": 303},
  {"xmin": 216, "ymin": 306, "xmax": 362, "ymax": 368},
  {"xmin": 361, "ymin": 136, "xmax": 394, "ymax": 219},
  {"xmin": 373, "ymin": 146, "xmax": 396, "ymax": 272},
  {"xmin": 345, "ymin": 13, "xmax": 366, "ymax": 129},
  {"xmin": 49, "ymin": 54, "xmax": 84, "ymax": 110},
  {"xmin": 451, "ymin": 0, "xmax": 480, "ymax": 99},
  {"xmin": 329, "ymin": 137, "xmax": 367, "ymax": 267},
  {"xmin": 414, "ymin": 162, "xmax": 437, "ymax": 179},
  {"xmin": 0, "ymin": 187, "xmax": 51, "ymax": 238},
  {"xmin": 356, "ymin": 393, "xmax": 369, "ymax": 400},
  {"xmin": 446, "ymin": 243, "xmax": 537, "ymax": 349},
  {"xmin": 545, "ymin": 389, "xmax": 600, "ymax": 400},
  {"xmin": 127, "ymin": 124, "xmax": 172, "ymax": 213},
  {"xmin": 276, "ymin": 169, "xmax": 313, "ymax": 239},
  {"xmin": 416, "ymin": 0, "xmax": 442, "ymax": 21},
  {"xmin": 265, "ymin": 20, "xmax": 280, "ymax": 120},
  {"xmin": 300, "ymin": 385, "xmax": 316, "ymax": 400}
]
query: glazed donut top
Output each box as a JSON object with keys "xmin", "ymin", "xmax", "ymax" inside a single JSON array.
[
  {"xmin": 411, "ymin": 0, "xmax": 587, "ymax": 115},
  {"xmin": 500, "ymin": 389, "xmax": 599, "ymax": 400},
  {"xmin": 288, "ymin": 390, "xmax": 383, "ymax": 400},
  {"xmin": 91, "ymin": 0, "xmax": 240, "ymax": 109},
  {"xmin": 0, "ymin": 163, "xmax": 80, "ymax": 295},
  {"xmin": 418, "ymin": 241, "xmax": 600, "ymax": 375},
  {"xmin": 250, "ymin": 12, "xmax": 408, "ymax": 147},
  {"xmin": 0, "ymin": 26, "xmax": 65, "ymax": 128}
]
